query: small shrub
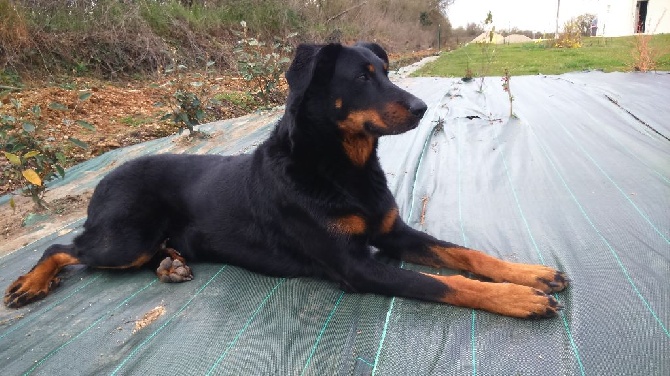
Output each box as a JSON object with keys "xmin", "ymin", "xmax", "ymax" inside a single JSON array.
[
  {"xmin": 1, "ymin": 102, "xmax": 66, "ymax": 209},
  {"xmin": 554, "ymin": 19, "xmax": 582, "ymax": 48},
  {"xmin": 462, "ymin": 64, "xmax": 474, "ymax": 82},
  {"xmin": 160, "ymin": 62, "xmax": 219, "ymax": 137},
  {"xmin": 1, "ymin": 94, "xmax": 92, "ymax": 209},
  {"xmin": 233, "ymin": 21, "xmax": 295, "ymax": 103},
  {"xmin": 474, "ymin": 11, "xmax": 496, "ymax": 92},
  {"xmin": 631, "ymin": 34, "xmax": 657, "ymax": 72},
  {"xmin": 501, "ymin": 68, "xmax": 514, "ymax": 118}
]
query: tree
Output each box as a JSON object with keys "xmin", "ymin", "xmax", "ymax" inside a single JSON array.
[{"xmin": 575, "ymin": 13, "xmax": 597, "ymax": 36}]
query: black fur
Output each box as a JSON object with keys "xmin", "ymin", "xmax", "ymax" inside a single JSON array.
[{"xmin": 69, "ymin": 43, "xmax": 447, "ymax": 297}]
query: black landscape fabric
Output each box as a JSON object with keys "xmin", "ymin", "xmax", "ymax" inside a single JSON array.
[{"xmin": 1, "ymin": 72, "xmax": 668, "ymax": 375}]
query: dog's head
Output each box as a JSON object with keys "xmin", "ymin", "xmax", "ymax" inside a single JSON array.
[{"xmin": 285, "ymin": 42, "xmax": 427, "ymax": 140}]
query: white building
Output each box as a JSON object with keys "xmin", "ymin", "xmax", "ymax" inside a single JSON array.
[{"xmin": 596, "ymin": 0, "xmax": 670, "ymax": 36}]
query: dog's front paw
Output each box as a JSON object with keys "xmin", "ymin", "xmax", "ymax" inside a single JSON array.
[
  {"xmin": 536, "ymin": 269, "xmax": 569, "ymax": 293},
  {"xmin": 484, "ymin": 283, "xmax": 563, "ymax": 319},
  {"xmin": 4, "ymin": 274, "xmax": 59, "ymax": 308},
  {"xmin": 495, "ymin": 263, "xmax": 569, "ymax": 294},
  {"xmin": 156, "ymin": 257, "xmax": 193, "ymax": 283}
]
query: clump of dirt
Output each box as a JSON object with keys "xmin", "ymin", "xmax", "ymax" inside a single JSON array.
[{"xmin": 132, "ymin": 305, "xmax": 166, "ymax": 334}]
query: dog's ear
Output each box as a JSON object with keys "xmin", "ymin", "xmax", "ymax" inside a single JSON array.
[
  {"xmin": 354, "ymin": 42, "xmax": 389, "ymax": 66},
  {"xmin": 285, "ymin": 43, "xmax": 342, "ymax": 112}
]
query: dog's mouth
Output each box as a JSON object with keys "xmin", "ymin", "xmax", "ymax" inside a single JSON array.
[
  {"xmin": 338, "ymin": 101, "xmax": 426, "ymax": 138},
  {"xmin": 364, "ymin": 117, "xmax": 421, "ymax": 136}
]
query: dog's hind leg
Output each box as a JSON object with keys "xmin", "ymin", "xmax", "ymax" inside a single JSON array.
[{"xmin": 4, "ymin": 244, "xmax": 81, "ymax": 308}]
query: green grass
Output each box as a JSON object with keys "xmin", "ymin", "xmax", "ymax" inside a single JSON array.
[
  {"xmin": 120, "ymin": 115, "xmax": 154, "ymax": 127},
  {"xmin": 213, "ymin": 92, "xmax": 259, "ymax": 111},
  {"xmin": 415, "ymin": 34, "xmax": 670, "ymax": 77}
]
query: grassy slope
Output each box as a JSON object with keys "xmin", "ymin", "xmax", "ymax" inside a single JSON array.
[{"xmin": 415, "ymin": 34, "xmax": 670, "ymax": 77}]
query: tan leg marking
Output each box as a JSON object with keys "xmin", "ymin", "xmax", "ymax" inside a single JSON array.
[
  {"xmin": 329, "ymin": 214, "xmax": 367, "ymax": 235},
  {"xmin": 380, "ymin": 207, "xmax": 398, "ymax": 234},
  {"xmin": 422, "ymin": 273, "xmax": 561, "ymax": 318},
  {"xmin": 406, "ymin": 246, "xmax": 568, "ymax": 293},
  {"xmin": 4, "ymin": 253, "xmax": 80, "ymax": 308}
]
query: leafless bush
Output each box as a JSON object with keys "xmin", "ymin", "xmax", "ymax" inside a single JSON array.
[{"xmin": 2, "ymin": 0, "xmax": 448, "ymax": 79}]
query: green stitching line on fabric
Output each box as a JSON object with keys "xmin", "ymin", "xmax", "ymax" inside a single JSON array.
[
  {"xmin": 205, "ymin": 278, "xmax": 286, "ymax": 375},
  {"xmin": 357, "ymin": 357, "xmax": 374, "ymax": 367},
  {"xmin": 496, "ymin": 131, "xmax": 585, "ymax": 375},
  {"xmin": 457, "ymin": 120, "xmax": 476, "ymax": 376},
  {"xmin": 300, "ymin": 291, "xmax": 345, "ymax": 376},
  {"xmin": 0, "ymin": 274, "xmax": 100, "ymax": 341},
  {"xmin": 371, "ymin": 291, "xmax": 398, "ymax": 376},
  {"xmin": 530, "ymin": 125, "xmax": 670, "ymax": 339},
  {"xmin": 111, "ymin": 265, "xmax": 228, "ymax": 376},
  {"xmin": 548, "ymin": 110, "xmax": 669, "ymax": 245},
  {"xmin": 23, "ymin": 279, "xmax": 158, "ymax": 376},
  {"xmin": 372, "ymin": 117, "xmax": 438, "ymax": 375}
]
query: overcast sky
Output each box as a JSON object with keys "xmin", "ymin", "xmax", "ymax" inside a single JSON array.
[{"xmin": 446, "ymin": 0, "xmax": 600, "ymax": 32}]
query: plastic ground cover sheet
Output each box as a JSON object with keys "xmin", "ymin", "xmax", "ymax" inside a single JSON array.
[{"xmin": 1, "ymin": 71, "xmax": 668, "ymax": 375}]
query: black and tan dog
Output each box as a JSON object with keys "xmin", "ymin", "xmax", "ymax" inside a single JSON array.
[{"xmin": 4, "ymin": 43, "xmax": 568, "ymax": 318}]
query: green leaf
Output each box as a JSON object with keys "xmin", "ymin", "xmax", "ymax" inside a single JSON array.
[
  {"xmin": 2, "ymin": 114, "xmax": 16, "ymax": 124},
  {"xmin": 3, "ymin": 151, "xmax": 21, "ymax": 166},
  {"xmin": 22, "ymin": 122, "xmax": 36, "ymax": 133},
  {"xmin": 9, "ymin": 196, "xmax": 15, "ymax": 211},
  {"xmin": 78, "ymin": 91, "xmax": 92, "ymax": 101},
  {"xmin": 10, "ymin": 98, "xmax": 21, "ymax": 110},
  {"xmin": 56, "ymin": 165, "xmax": 65, "ymax": 178},
  {"xmin": 22, "ymin": 169, "xmax": 42, "ymax": 186},
  {"xmin": 195, "ymin": 109, "xmax": 205, "ymax": 121},
  {"xmin": 76, "ymin": 120, "xmax": 96, "ymax": 131},
  {"xmin": 23, "ymin": 150, "xmax": 40, "ymax": 159},
  {"xmin": 55, "ymin": 152, "xmax": 66, "ymax": 164},
  {"xmin": 68, "ymin": 137, "xmax": 88, "ymax": 150},
  {"xmin": 31, "ymin": 105, "xmax": 41, "ymax": 117},
  {"xmin": 178, "ymin": 113, "xmax": 189, "ymax": 124},
  {"xmin": 49, "ymin": 102, "xmax": 69, "ymax": 111}
]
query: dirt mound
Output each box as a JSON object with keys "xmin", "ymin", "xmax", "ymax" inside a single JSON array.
[
  {"xmin": 471, "ymin": 32, "xmax": 534, "ymax": 44},
  {"xmin": 471, "ymin": 32, "xmax": 505, "ymax": 44},
  {"xmin": 505, "ymin": 34, "xmax": 533, "ymax": 43}
]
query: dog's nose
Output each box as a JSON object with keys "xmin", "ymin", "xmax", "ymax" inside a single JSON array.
[{"xmin": 409, "ymin": 98, "xmax": 427, "ymax": 118}]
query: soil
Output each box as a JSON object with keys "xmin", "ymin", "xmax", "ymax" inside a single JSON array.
[{"xmin": 0, "ymin": 72, "xmax": 275, "ymax": 255}]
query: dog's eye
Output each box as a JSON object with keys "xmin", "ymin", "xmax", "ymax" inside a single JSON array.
[{"xmin": 357, "ymin": 72, "xmax": 371, "ymax": 81}]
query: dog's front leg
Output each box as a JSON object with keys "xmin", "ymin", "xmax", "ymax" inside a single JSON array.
[
  {"xmin": 371, "ymin": 220, "xmax": 568, "ymax": 294},
  {"xmin": 341, "ymin": 256, "xmax": 561, "ymax": 319}
]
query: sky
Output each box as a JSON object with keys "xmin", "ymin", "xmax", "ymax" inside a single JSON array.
[{"xmin": 446, "ymin": 0, "xmax": 600, "ymax": 33}]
